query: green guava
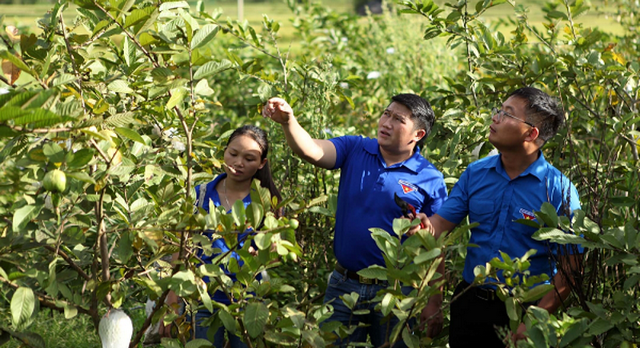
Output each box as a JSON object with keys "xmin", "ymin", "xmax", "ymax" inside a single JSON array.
[{"xmin": 43, "ymin": 169, "xmax": 66, "ymax": 192}]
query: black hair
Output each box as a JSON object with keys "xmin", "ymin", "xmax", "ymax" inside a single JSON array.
[
  {"xmin": 509, "ymin": 87, "xmax": 565, "ymax": 144},
  {"xmin": 390, "ymin": 93, "xmax": 435, "ymax": 149},
  {"xmin": 226, "ymin": 125, "xmax": 283, "ymax": 210}
]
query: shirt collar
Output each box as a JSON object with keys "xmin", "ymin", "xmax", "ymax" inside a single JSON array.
[
  {"xmin": 364, "ymin": 139, "xmax": 423, "ymax": 173},
  {"xmin": 524, "ymin": 151, "xmax": 549, "ymax": 181},
  {"xmin": 488, "ymin": 151, "xmax": 548, "ymax": 182}
]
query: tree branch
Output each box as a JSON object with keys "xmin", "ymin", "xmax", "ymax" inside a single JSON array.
[
  {"xmin": 0, "ymin": 276, "xmax": 93, "ymax": 317},
  {"xmin": 44, "ymin": 245, "xmax": 91, "ymax": 281}
]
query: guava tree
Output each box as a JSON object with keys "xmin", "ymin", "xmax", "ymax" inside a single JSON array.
[
  {"xmin": 397, "ymin": 0, "xmax": 640, "ymax": 346},
  {"xmin": 0, "ymin": 0, "xmax": 327, "ymax": 346}
]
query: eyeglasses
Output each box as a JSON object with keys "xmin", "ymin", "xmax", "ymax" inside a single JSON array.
[{"xmin": 492, "ymin": 107, "xmax": 535, "ymax": 127}]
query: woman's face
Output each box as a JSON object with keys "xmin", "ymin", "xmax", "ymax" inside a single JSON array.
[{"xmin": 224, "ymin": 134, "xmax": 267, "ymax": 182}]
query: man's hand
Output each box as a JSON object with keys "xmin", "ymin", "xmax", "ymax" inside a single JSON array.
[
  {"xmin": 263, "ymin": 98, "xmax": 294, "ymax": 125},
  {"xmin": 405, "ymin": 214, "xmax": 434, "ymax": 237},
  {"xmin": 406, "ymin": 213, "xmax": 435, "ymax": 237},
  {"xmin": 159, "ymin": 321, "xmax": 173, "ymax": 338},
  {"xmin": 505, "ymin": 322, "xmax": 527, "ymax": 346},
  {"xmin": 420, "ymin": 295, "xmax": 444, "ymax": 338}
]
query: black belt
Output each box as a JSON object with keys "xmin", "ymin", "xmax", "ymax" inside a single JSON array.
[
  {"xmin": 335, "ymin": 263, "xmax": 386, "ymax": 285},
  {"xmin": 461, "ymin": 280, "xmax": 499, "ymax": 301},
  {"xmin": 461, "ymin": 280, "xmax": 540, "ymax": 306}
]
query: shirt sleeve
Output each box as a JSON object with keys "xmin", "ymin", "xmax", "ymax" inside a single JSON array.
[
  {"xmin": 329, "ymin": 135, "xmax": 361, "ymax": 170},
  {"xmin": 435, "ymin": 168, "xmax": 470, "ymax": 225},
  {"xmin": 420, "ymin": 176, "xmax": 448, "ymax": 217}
]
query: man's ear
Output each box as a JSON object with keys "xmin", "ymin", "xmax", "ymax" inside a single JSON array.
[
  {"xmin": 525, "ymin": 126, "xmax": 540, "ymax": 143},
  {"xmin": 414, "ymin": 128, "xmax": 427, "ymax": 144}
]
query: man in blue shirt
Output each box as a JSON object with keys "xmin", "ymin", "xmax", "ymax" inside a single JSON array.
[
  {"xmin": 418, "ymin": 87, "xmax": 582, "ymax": 346},
  {"xmin": 263, "ymin": 94, "xmax": 448, "ymax": 347}
]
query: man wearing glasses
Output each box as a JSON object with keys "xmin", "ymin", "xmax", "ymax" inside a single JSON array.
[{"xmin": 418, "ymin": 87, "xmax": 582, "ymax": 346}]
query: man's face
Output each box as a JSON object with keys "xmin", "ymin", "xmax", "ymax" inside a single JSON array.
[
  {"xmin": 488, "ymin": 96, "xmax": 533, "ymax": 150},
  {"xmin": 377, "ymin": 102, "xmax": 423, "ymax": 154}
]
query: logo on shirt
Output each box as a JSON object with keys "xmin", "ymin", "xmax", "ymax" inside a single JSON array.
[
  {"xmin": 519, "ymin": 208, "xmax": 536, "ymax": 220},
  {"xmin": 398, "ymin": 180, "xmax": 417, "ymax": 194}
]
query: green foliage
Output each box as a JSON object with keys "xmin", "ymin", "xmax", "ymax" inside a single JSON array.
[{"xmin": 1, "ymin": 0, "xmax": 639, "ymax": 346}]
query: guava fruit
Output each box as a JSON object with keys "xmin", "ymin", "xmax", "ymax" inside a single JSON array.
[{"xmin": 43, "ymin": 169, "xmax": 66, "ymax": 192}]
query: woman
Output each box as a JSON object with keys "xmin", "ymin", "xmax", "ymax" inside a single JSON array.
[{"xmin": 164, "ymin": 125, "xmax": 282, "ymax": 347}]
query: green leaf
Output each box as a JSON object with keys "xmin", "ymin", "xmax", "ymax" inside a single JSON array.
[
  {"xmin": 159, "ymin": 1, "xmax": 189, "ymax": 11},
  {"xmin": 356, "ymin": 265, "xmax": 387, "ymax": 280},
  {"xmin": 92, "ymin": 19, "xmax": 112, "ymax": 37},
  {"xmin": 380, "ymin": 292, "xmax": 397, "ymax": 317},
  {"xmin": 547, "ymin": 10, "xmax": 567, "ymax": 19},
  {"xmin": 66, "ymin": 171, "xmax": 96, "ymax": 184},
  {"xmin": 193, "ymin": 60, "xmax": 232, "ymax": 80},
  {"xmin": 124, "ymin": 7, "xmax": 153, "ymax": 29},
  {"xmin": 119, "ymin": 231, "xmax": 133, "ymax": 263},
  {"xmin": 64, "ymin": 304, "xmax": 78, "ymax": 319},
  {"xmin": 246, "ymin": 202, "xmax": 264, "ymax": 231},
  {"xmin": 392, "ymin": 217, "xmax": 412, "ymax": 236},
  {"xmin": 587, "ymin": 317, "xmax": 614, "ymax": 336},
  {"xmin": 623, "ymin": 274, "xmax": 640, "ymax": 290},
  {"xmin": 9, "ymin": 331, "xmax": 45, "ymax": 348},
  {"xmin": 67, "ymin": 148, "xmax": 95, "ymax": 168},
  {"xmin": 52, "ymin": 73, "xmax": 77, "ymax": 87},
  {"xmin": 11, "ymin": 287, "xmax": 36, "ymax": 329},
  {"xmin": 194, "ymin": 79, "xmax": 214, "ymax": 96},
  {"xmin": 540, "ymin": 202, "xmax": 558, "ymax": 227},
  {"xmin": 505, "ymin": 297, "xmax": 519, "ymax": 321},
  {"xmin": 108, "ymin": 80, "xmax": 134, "ymax": 94},
  {"xmin": 515, "ymin": 218, "xmax": 541, "ymax": 228},
  {"xmin": 13, "ymin": 204, "xmax": 42, "ymax": 233},
  {"xmin": 196, "ymin": 280, "xmax": 213, "ymax": 313},
  {"xmin": 414, "ymin": 248, "xmax": 441, "ymax": 264},
  {"xmin": 558, "ymin": 318, "xmax": 588, "ymax": 347},
  {"xmin": 402, "ymin": 326, "xmax": 420, "ymax": 348},
  {"xmin": 254, "ymin": 233, "xmax": 272, "ymax": 250},
  {"xmin": 43, "ymin": 142, "xmax": 65, "ymax": 163},
  {"xmin": 231, "ymin": 199, "xmax": 246, "ymax": 227},
  {"xmin": 166, "ymin": 88, "xmax": 186, "ymax": 109},
  {"xmin": 15, "ymin": 109, "xmax": 62, "ymax": 127},
  {"xmin": 0, "ymin": 106, "xmax": 28, "ymax": 122},
  {"xmin": 160, "ymin": 338, "xmax": 182, "ymax": 348},
  {"xmin": 185, "ymin": 339, "xmax": 214, "ymax": 348},
  {"xmin": 521, "ymin": 284, "xmax": 553, "ymax": 303},
  {"xmin": 114, "ymin": 127, "xmax": 146, "ymax": 145},
  {"xmin": 218, "ymin": 309, "xmax": 236, "ymax": 334},
  {"xmin": 191, "ymin": 24, "xmax": 219, "ymax": 50},
  {"xmin": 532, "ymin": 228, "xmax": 585, "ymax": 245},
  {"xmin": 244, "ymin": 302, "xmax": 268, "ymax": 338},
  {"xmin": 139, "ymin": 32, "xmax": 158, "ymax": 46},
  {"xmin": 0, "ymin": 50, "xmax": 32, "ymax": 76}
]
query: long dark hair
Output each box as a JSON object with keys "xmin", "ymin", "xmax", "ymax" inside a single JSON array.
[{"xmin": 226, "ymin": 125, "xmax": 283, "ymax": 209}]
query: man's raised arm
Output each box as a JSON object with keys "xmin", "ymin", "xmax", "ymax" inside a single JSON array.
[{"xmin": 263, "ymin": 97, "xmax": 336, "ymax": 169}]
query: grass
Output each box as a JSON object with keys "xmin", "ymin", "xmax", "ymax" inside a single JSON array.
[
  {"xmin": 4, "ymin": 309, "xmax": 101, "ymax": 348},
  {"xmin": 0, "ymin": 0, "xmax": 625, "ymax": 40},
  {"xmin": 3, "ymin": 307, "xmax": 162, "ymax": 348}
]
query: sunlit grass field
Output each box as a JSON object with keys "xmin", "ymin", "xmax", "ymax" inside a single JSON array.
[{"xmin": 0, "ymin": 0, "xmax": 626, "ymax": 43}]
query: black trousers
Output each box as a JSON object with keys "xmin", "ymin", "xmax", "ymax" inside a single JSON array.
[{"xmin": 449, "ymin": 281, "xmax": 511, "ymax": 348}]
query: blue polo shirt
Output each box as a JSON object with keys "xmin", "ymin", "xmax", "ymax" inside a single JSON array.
[
  {"xmin": 195, "ymin": 173, "xmax": 253, "ymax": 305},
  {"xmin": 329, "ymin": 136, "xmax": 448, "ymax": 272},
  {"xmin": 436, "ymin": 152, "xmax": 581, "ymax": 287}
]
